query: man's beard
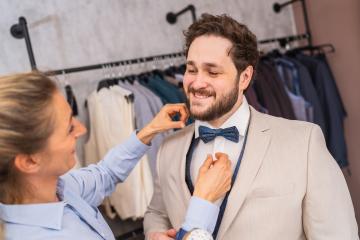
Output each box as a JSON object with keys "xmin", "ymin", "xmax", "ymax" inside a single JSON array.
[{"xmin": 186, "ymin": 84, "xmax": 239, "ymax": 122}]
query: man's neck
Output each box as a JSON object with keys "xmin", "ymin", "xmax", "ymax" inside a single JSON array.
[
  {"xmin": 208, "ymin": 98, "xmax": 243, "ymax": 128},
  {"xmin": 21, "ymin": 176, "xmax": 59, "ymax": 204}
]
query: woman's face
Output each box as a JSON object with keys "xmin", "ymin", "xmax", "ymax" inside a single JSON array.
[{"xmin": 36, "ymin": 91, "xmax": 86, "ymax": 177}]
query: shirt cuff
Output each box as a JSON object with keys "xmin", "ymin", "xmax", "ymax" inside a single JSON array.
[
  {"xmin": 181, "ymin": 196, "xmax": 219, "ymax": 234},
  {"xmin": 119, "ymin": 131, "xmax": 151, "ymax": 155}
]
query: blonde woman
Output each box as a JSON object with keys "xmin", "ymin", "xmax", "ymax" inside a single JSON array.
[{"xmin": 0, "ymin": 72, "xmax": 231, "ymax": 240}]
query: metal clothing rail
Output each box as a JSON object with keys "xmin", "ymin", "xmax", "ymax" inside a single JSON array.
[
  {"xmin": 166, "ymin": 4, "xmax": 196, "ymax": 24},
  {"xmin": 11, "ymin": 1, "xmax": 312, "ymax": 73},
  {"xmin": 265, "ymin": 0, "xmax": 312, "ymax": 46},
  {"xmin": 10, "ymin": 17, "xmax": 37, "ymax": 70},
  {"xmin": 45, "ymin": 51, "xmax": 185, "ymax": 76},
  {"xmin": 9, "ymin": 16, "xmax": 185, "ymax": 76},
  {"xmin": 258, "ymin": 33, "xmax": 310, "ymax": 48}
]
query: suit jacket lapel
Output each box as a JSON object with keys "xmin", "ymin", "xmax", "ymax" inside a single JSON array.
[
  {"xmin": 177, "ymin": 125, "xmax": 195, "ymax": 210},
  {"xmin": 217, "ymin": 107, "xmax": 271, "ymax": 239}
]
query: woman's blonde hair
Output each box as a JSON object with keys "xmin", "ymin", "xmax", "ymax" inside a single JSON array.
[{"xmin": 0, "ymin": 71, "xmax": 57, "ymax": 204}]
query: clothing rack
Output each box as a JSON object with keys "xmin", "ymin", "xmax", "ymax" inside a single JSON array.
[
  {"xmin": 10, "ymin": 16, "xmax": 185, "ymax": 75},
  {"xmin": 259, "ymin": 0, "xmax": 312, "ymax": 48},
  {"xmin": 10, "ymin": 17, "xmax": 37, "ymax": 70},
  {"xmin": 166, "ymin": 4, "xmax": 197, "ymax": 24},
  {"xmin": 11, "ymin": 0, "xmax": 311, "ymax": 73},
  {"xmin": 45, "ymin": 51, "xmax": 185, "ymax": 76},
  {"xmin": 258, "ymin": 33, "xmax": 310, "ymax": 48}
]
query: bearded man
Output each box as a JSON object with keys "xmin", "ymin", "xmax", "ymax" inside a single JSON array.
[{"xmin": 144, "ymin": 14, "xmax": 358, "ymax": 240}]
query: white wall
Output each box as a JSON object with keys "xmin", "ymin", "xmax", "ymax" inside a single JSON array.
[
  {"xmin": 0, "ymin": 0, "xmax": 296, "ymax": 74},
  {"xmin": 0, "ymin": 0, "xmax": 297, "ymax": 163}
]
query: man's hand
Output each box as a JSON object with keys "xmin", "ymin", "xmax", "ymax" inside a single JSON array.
[
  {"xmin": 148, "ymin": 229, "xmax": 177, "ymax": 240},
  {"xmin": 193, "ymin": 152, "xmax": 232, "ymax": 203}
]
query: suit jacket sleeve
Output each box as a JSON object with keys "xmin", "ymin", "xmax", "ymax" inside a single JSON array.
[
  {"xmin": 144, "ymin": 143, "xmax": 172, "ymax": 237},
  {"xmin": 303, "ymin": 125, "xmax": 358, "ymax": 239}
]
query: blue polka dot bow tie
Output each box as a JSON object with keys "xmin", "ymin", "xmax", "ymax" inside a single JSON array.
[{"xmin": 198, "ymin": 125, "xmax": 240, "ymax": 143}]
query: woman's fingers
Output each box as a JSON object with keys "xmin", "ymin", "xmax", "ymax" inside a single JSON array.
[
  {"xmin": 136, "ymin": 104, "xmax": 190, "ymax": 144},
  {"xmin": 164, "ymin": 103, "xmax": 189, "ymax": 123}
]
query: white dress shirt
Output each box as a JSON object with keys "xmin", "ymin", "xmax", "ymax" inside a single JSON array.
[{"xmin": 191, "ymin": 97, "xmax": 250, "ymax": 206}]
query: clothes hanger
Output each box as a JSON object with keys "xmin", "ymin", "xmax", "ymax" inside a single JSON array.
[
  {"xmin": 286, "ymin": 43, "xmax": 335, "ymax": 56},
  {"xmin": 97, "ymin": 65, "xmax": 113, "ymax": 91}
]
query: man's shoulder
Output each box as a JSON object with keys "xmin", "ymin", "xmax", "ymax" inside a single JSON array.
[
  {"xmin": 253, "ymin": 109, "xmax": 317, "ymax": 135},
  {"xmin": 162, "ymin": 124, "xmax": 194, "ymax": 144}
]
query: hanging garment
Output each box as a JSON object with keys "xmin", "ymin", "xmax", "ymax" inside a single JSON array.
[
  {"xmin": 262, "ymin": 60, "xmax": 297, "ymax": 119},
  {"xmin": 84, "ymin": 85, "xmax": 153, "ymax": 220},
  {"xmin": 141, "ymin": 74, "xmax": 185, "ymax": 104},
  {"xmin": 244, "ymin": 84, "xmax": 268, "ymax": 114},
  {"xmin": 119, "ymin": 81, "xmax": 168, "ymax": 177},
  {"xmin": 274, "ymin": 58, "xmax": 311, "ymax": 121},
  {"xmin": 253, "ymin": 60, "xmax": 296, "ymax": 119},
  {"xmin": 295, "ymin": 53, "xmax": 348, "ymax": 168},
  {"xmin": 282, "ymin": 56, "xmax": 326, "ymax": 132},
  {"xmin": 84, "ymin": 91, "xmax": 101, "ymax": 166},
  {"xmin": 134, "ymin": 81, "xmax": 163, "ymax": 117}
]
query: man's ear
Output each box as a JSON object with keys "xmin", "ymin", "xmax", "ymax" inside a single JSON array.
[
  {"xmin": 13, "ymin": 154, "xmax": 41, "ymax": 174},
  {"xmin": 239, "ymin": 65, "xmax": 254, "ymax": 91}
]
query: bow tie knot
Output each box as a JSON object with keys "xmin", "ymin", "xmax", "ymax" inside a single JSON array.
[{"xmin": 198, "ymin": 126, "xmax": 239, "ymax": 143}]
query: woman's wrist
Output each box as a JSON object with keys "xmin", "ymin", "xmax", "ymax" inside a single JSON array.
[
  {"xmin": 193, "ymin": 186, "xmax": 216, "ymax": 203},
  {"xmin": 136, "ymin": 125, "xmax": 156, "ymax": 145}
]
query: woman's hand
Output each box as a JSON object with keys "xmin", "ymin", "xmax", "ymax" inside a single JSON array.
[
  {"xmin": 137, "ymin": 103, "xmax": 189, "ymax": 145},
  {"xmin": 193, "ymin": 153, "xmax": 232, "ymax": 203}
]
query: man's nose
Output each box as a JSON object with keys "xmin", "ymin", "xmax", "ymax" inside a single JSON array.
[{"xmin": 191, "ymin": 73, "xmax": 208, "ymax": 89}]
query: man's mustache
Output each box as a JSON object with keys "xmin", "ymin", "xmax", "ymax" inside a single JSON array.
[{"xmin": 188, "ymin": 87, "xmax": 216, "ymax": 97}]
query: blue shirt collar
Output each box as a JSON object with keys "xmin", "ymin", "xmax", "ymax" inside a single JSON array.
[{"xmin": 0, "ymin": 179, "xmax": 67, "ymax": 230}]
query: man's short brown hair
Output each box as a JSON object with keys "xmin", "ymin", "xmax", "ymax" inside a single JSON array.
[{"xmin": 184, "ymin": 14, "xmax": 259, "ymax": 76}]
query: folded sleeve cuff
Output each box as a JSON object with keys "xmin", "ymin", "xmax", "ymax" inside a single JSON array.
[
  {"xmin": 181, "ymin": 196, "xmax": 219, "ymax": 233},
  {"xmin": 119, "ymin": 131, "xmax": 151, "ymax": 155}
]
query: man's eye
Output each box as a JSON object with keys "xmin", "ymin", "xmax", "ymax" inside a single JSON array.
[
  {"xmin": 209, "ymin": 72, "xmax": 219, "ymax": 76},
  {"xmin": 187, "ymin": 69, "xmax": 197, "ymax": 74}
]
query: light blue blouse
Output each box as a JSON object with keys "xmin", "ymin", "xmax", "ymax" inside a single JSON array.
[{"xmin": 0, "ymin": 132, "xmax": 218, "ymax": 240}]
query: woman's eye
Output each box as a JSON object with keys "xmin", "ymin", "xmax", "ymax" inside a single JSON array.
[{"xmin": 69, "ymin": 125, "xmax": 75, "ymax": 134}]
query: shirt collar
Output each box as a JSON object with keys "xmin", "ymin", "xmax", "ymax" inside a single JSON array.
[
  {"xmin": 0, "ymin": 179, "xmax": 67, "ymax": 230},
  {"xmin": 195, "ymin": 96, "xmax": 250, "ymax": 138}
]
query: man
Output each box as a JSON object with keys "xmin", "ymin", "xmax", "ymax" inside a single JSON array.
[{"xmin": 144, "ymin": 14, "xmax": 358, "ymax": 240}]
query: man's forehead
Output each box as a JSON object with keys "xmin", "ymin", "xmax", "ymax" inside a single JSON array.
[
  {"xmin": 186, "ymin": 60, "xmax": 223, "ymax": 68},
  {"xmin": 187, "ymin": 36, "xmax": 233, "ymax": 65}
]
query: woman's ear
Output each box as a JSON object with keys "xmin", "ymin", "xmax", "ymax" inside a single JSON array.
[
  {"xmin": 13, "ymin": 154, "xmax": 41, "ymax": 174},
  {"xmin": 239, "ymin": 65, "xmax": 254, "ymax": 91}
]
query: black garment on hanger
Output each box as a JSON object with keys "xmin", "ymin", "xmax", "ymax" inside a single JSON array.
[{"xmin": 65, "ymin": 85, "xmax": 78, "ymax": 116}]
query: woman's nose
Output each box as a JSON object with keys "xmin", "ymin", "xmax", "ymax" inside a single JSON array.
[{"xmin": 73, "ymin": 119, "xmax": 87, "ymax": 138}]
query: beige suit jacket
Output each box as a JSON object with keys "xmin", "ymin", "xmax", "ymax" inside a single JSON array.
[{"xmin": 144, "ymin": 107, "xmax": 358, "ymax": 239}]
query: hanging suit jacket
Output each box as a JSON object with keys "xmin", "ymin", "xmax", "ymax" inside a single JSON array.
[
  {"xmin": 144, "ymin": 107, "xmax": 358, "ymax": 240},
  {"xmin": 254, "ymin": 60, "xmax": 296, "ymax": 119},
  {"xmin": 295, "ymin": 53, "xmax": 348, "ymax": 168},
  {"xmin": 283, "ymin": 56, "xmax": 327, "ymax": 137}
]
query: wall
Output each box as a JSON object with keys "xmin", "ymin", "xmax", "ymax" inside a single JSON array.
[
  {"xmin": 0, "ymin": 0, "xmax": 296, "ymax": 74},
  {"xmin": 0, "ymin": 0, "xmax": 297, "ymax": 163},
  {"xmin": 293, "ymin": 0, "xmax": 360, "ymax": 226}
]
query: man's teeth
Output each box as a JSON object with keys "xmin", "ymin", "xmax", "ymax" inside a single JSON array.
[{"xmin": 194, "ymin": 93, "xmax": 210, "ymax": 99}]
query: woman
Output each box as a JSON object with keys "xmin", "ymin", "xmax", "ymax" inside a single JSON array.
[{"xmin": 0, "ymin": 72, "xmax": 231, "ymax": 240}]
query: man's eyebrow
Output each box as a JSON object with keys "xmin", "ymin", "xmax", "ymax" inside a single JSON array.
[
  {"xmin": 186, "ymin": 61, "xmax": 196, "ymax": 66},
  {"xmin": 203, "ymin": 62, "xmax": 221, "ymax": 68}
]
